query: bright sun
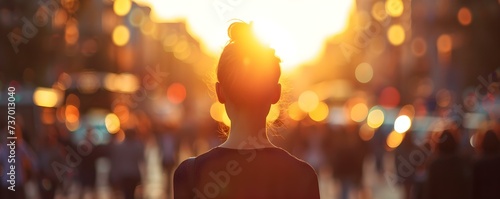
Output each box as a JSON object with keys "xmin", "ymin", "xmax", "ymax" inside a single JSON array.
[{"xmin": 132, "ymin": 0, "xmax": 354, "ymax": 71}]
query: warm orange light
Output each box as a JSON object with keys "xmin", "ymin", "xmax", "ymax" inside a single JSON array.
[
  {"xmin": 222, "ymin": 110, "xmax": 231, "ymax": 127},
  {"xmin": 114, "ymin": 0, "xmax": 132, "ymax": 16},
  {"xmin": 66, "ymin": 94, "xmax": 80, "ymax": 108},
  {"xmin": 387, "ymin": 24, "xmax": 405, "ymax": 46},
  {"xmin": 167, "ymin": 83, "xmax": 187, "ymax": 104},
  {"xmin": 77, "ymin": 72, "xmax": 100, "ymax": 94},
  {"xmin": 386, "ymin": 0, "xmax": 404, "ymax": 17},
  {"xmin": 350, "ymin": 103, "xmax": 368, "ymax": 122},
  {"xmin": 41, "ymin": 108, "xmax": 55, "ymax": 125},
  {"xmin": 359, "ymin": 123, "xmax": 375, "ymax": 141},
  {"xmin": 372, "ymin": 1, "xmax": 388, "ymax": 22},
  {"xmin": 387, "ymin": 130, "xmax": 405, "ymax": 148},
  {"xmin": 298, "ymin": 91, "xmax": 319, "ymax": 113},
  {"xmin": 104, "ymin": 73, "xmax": 118, "ymax": 92},
  {"xmin": 288, "ymin": 102, "xmax": 306, "ymax": 121},
  {"xmin": 399, "ymin": 105, "xmax": 415, "ymax": 119},
  {"xmin": 65, "ymin": 120, "xmax": 79, "ymax": 132},
  {"xmin": 210, "ymin": 102, "xmax": 225, "ymax": 122},
  {"xmin": 266, "ymin": 105, "xmax": 280, "ymax": 122},
  {"xmin": 437, "ymin": 34, "xmax": 452, "ymax": 53},
  {"xmin": 112, "ymin": 25, "xmax": 130, "ymax": 46},
  {"xmin": 105, "ymin": 113, "xmax": 121, "ymax": 134},
  {"xmin": 113, "ymin": 105, "xmax": 130, "ymax": 124},
  {"xmin": 117, "ymin": 73, "xmax": 140, "ymax": 93},
  {"xmin": 65, "ymin": 18, "xmax": 79, "ymax": 45},
  {"xmin": 133, "ymin": 0, "xmax": 354, "ymax": 70},
  {"xmin": 367, "ymin": 107, "xmax": 384, "ymax": 129},
  {"xmin": 457, "ymin": 7, "xmax": 472, "ymax": 26},
  {"xmin": 309, "ymin": 102, "xmax": 329, "ymax": 122},
  {"xmin": 33, "ymin": 87, "xmax": 61, "ymax": 108},
  {"xmin": 65, "ymin": 105, "xmax": 79, "ymax": 123},
  {"xmin": 355, "ymin": 63, "xmax": 373, "ymax": 83}
]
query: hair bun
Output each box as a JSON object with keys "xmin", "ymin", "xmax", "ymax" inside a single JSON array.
[{"xmin": 228, "ymin": 21, "xmax": 254, "ymax": 43}]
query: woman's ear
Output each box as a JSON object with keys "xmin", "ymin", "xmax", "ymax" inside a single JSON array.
[
  {"xmin": 270, "ymin": 83, "xmax": 281, "ymax": 104},
  {"xmin": 216, "ymin": 82, "xmax": 226, "ymax": 104}
]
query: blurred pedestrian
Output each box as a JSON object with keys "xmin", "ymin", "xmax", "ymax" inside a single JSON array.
[
  {"xmin": 473, "ymin": 130, "xmax": 500, "ymax": 199},
  {"xmin": 424, "ymin": 130, "xmax": 472, "ymax": 199},
  {"xmin": 109, "ymin": 128, "xmax": 145, "ymax": 199},
  {"xmin": 329, "ymin": 123, "xmax": 367, "ymax": 199},
  {"xmin": 36, "ymin": 125, "xmax": 64, "ymax": 199},
  {"xmin": 395, "ymin": 131, "xmax": 418, "ymax": 199}
]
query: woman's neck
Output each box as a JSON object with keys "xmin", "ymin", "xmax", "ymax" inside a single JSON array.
[{"xmin": 219, "ymin": 114, "xmax": 275, "ymax": 149}]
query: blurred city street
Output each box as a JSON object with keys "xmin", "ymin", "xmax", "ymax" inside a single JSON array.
[{"xmin": 1, "ymin": 0, "xmax": 500, "ymax": 199}]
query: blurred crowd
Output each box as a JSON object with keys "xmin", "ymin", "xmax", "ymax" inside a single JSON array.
[{"xmin": 1, "ymin": 112, "xmax": 499, "ymax": 199}]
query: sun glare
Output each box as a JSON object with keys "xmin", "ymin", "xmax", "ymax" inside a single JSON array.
[{"xmin": 132, "ymin": 0, "xmax": 354, "ymax": 71}]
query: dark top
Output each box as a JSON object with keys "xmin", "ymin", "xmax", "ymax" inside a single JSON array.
[{"xmin": 174, "ymin": 147, "xmax": 320, "ymax": 199}]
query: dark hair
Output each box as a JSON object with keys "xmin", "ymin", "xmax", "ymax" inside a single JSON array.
[
  {"xmin": 217, "ymin": 21, "xmax": 281, "ymax": 105},
  {"xmin": 438, "ymin": 130, "xmax": 457, "ymax": 154},
  {"xmin": 482, "ymin": 130, "xmax": 500, "ymax": 154}
]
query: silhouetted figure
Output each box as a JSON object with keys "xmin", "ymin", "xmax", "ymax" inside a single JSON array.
[
  {"xmin": 158, "ymin": 125, "xmax": 178, "ymax": 198},
  {"xmin": 110, "ymin": 129, "xmax": 145, "ymax": 199},
  {"xmin": 395, "ymin": 131, "xmax": 418, "ymax": 199},
  {"xmin": 425, "ymin": 130, "xmax": 472, "ymax": 199},
  {"xmin": 78, "ymin": 128, "xmax": 100, "ymax": 198},
  {"xmin": 174, "ymin": 21, "xmax": 320, "ymax": 199},
  {"xmin": 37, "ymin": 125, "xmax": 64, "ymax": 199},
  {"xmin": 330, "ymin": 123, "xmax": 367, "ymax": 199},
  {"xmin": 473, "ymin": 130, "xmax": 500, "ymax": 199}
]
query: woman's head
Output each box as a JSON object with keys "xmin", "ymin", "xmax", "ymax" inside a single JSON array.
[{"xmin": 216, "ymin": 22, "xmax": 281, "ymax": 118}]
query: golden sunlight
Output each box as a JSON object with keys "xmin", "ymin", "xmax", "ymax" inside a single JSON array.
[{"xmin": 132, "ymin": 0, "xmax": 354, "ymax": 71}]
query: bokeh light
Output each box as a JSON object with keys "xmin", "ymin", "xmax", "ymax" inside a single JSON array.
[
  {"xmin": 309, "ymin": 102, "xmax": 329, "ymax": 122},
  {"xmin": 114, "ymin": 0, "xmax": 132, "ymax": 16},
  {"xmin": 355, "ymin": 62, "xmax": 374, "ymax": 83},
  {"xmin": 33, "ymin": 87, "xmax": 61, "ymax": 108},
  {"xmin": 113, "ymin": 105, "xmax": 130, "ymax": 124},
  {"xmin": 359, "ymin": 123, "xmax": 375, "ymax": 141},
  {"xmin": 399, "ymin": 104, "xmax": 416, "ymax": 119},
  {"xmin": 210, "ymin": 102, "xmax": 225, "ymax": 122},
  {"xmin": 350, "ymin": 103, "xmax": 369, "ymax": 122},
  {"xmin": 387, "ymin": 130, "xmax": 405, "ymax": 148},
  {"xmin": 77, "ymin": 72, "xmax": 100, "ymax": 94},
  {"xmin": 394, "ymin": 115, "xmax": 412, "ymax": 133},
  {"xmin": 298, "ymin": 91, "xmax": 319, "ymax": 112},
  {"xmin": 387, "ymin": 24, "xmax": 405, "ymax": 46},
  {"xmin": 167, "ymin": 83, "xmax": 187, "ymax": 104},
  {"xmin": 379, "ymin": 87, "xmax": 400, "ymax": 108},
  {"xmin": 437, "ymin": 34, "xmax": 453, "ymax": 53},
  {"xmin": 457, "ymin": 7, "xmax": 472, "ymax": 26},
  {"xmin": 117, "ymin": 73, "xmax": 140, "ymax": 93},
  {"xmin": 367, "ymin": 107, "xmax": 385, "ymax": 129},
  {"xmin": 105, "ymin": 113, "xmax": 121, "ymax": 134},
  {"xmin": 112, "ymin": 25, "xmax": 130, "ymax": 46},
  {"xmin": 288, "ymin": 102, "xmax": 307, "ymax": 121},
  {"xmin": 65, "ymin": 105, "xmax": 79, "ymax": 123},
  {"xmin": 371, "ymin": 1, "xmax": 388, "ymax": 22},
  {"xmin": 385, "ymin": 0, "xmax": 404, "ymax": 17}
]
